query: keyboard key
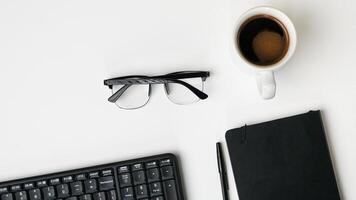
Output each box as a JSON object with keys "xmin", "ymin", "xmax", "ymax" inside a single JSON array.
[
  {"xmin": 149, "ymin": 182, "xmax": 162, "ymax": 197},
  {"xmin": 63, "ymin": 176, "xmax": 73, "ymax": 183},
  {"xmin": 151, "ymin": 197, "xmax": 163, "ymax": 200},
  {"xmin": 118, "ymin": 173, "xmax": 131, "ymax": 188},
  {"xmin": 163, "ymin": 180, "xmax": 178, "ymax": 200},
  {"xmin": 42, "ymin": 186, "xmax": 55, "ymax": 200},
  {"xmin": 79, "ymin": 194, "xmax": 91, "ymax": 200},
  {"xmin": 93, "ymin": 192, "xmax": 105, "ymax": 200},
  {"xmin": 147, "ymin": 168, "xmax": 160, "ymax": 183},
  {"xmin": 11, "ymin": 185, "xmax": 21, "ymax": 192},
  {"xmin": 121, "ymin": 187, "xmax": 134, "ymax": 200},
  {"xmin": 84, "ymin": 180, "xmax": 97, "ymax": 193},
  {"xmin": 36, "ymin": 181, "xmax": 47, "ymax": 188},
  {"xmin": 14, "ymin": 191, "xmax": 27, "ymax": 200},
  {"xmin": 23, "ymin": 183, "xmax": 34, "ymax": 190},
  {"xmin": 50, "ymin": 178, "xmax": 60, "ymax": 185},
  {"xmin": 70, "ymin": 182, "xmax": 84, "ymax": 196},
  {"xmin": 101, "ymin": 170, "xmax": 112, "ymax": 177},
  {"xmin": 106, "ymin": 190, "xmax": 116, "ymax": 200},
  {"xmin": 76, "ymin": 174, "xmax": 86, "ymax": 181},
  {"xmin": 132, "ymin": 171, "xmax": 146, "ymax": 185},
  {"xmin": 57, "ymin": 184, "xmax": 70, "ymax": 198},
  {"xmin": 145, "ymin": 161, "xmax": 158, "ymax": 169},
  {"xmin": 88, "ymin": 172, "xmax": 99, "ymax": 179},
  {"xmin": 161, "ymin": 166, "xmax": 174, "ymax": 180},
  {"xmin": 98, "ymin": 176, "xmax": 114, "ymax": 191},
  {"xmin": 66, "ymin": 197, "xmax": 78, "ymax": 200},
  {"xmin": 131, "ymin": 163, "xmax": 143, "ymax": 171},
  {"xmin": 1, "ymin": 193, "xmax": 13, "ymax": 200},
  {"xmin": 0, "ymin": 188, "xmax": 8, "ymax": 195},
  {"xmin": 135, "ymin": 185, "xmax": 148, "ymax": 199},
  {"xmin": 28, "ymin": 189, "xmax": 41, "ymax": 200},
  {"xmin": 160, "ymin": 159, "xmax": 172, "ymax": 166},
  {"xmin": 118, "ymin": 166, "xmax": 129, "ymax": 174}
]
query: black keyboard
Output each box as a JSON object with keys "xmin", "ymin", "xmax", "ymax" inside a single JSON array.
[{"xmin": 0, "ymin": 154, "xmax": 184, "ymax": 200}]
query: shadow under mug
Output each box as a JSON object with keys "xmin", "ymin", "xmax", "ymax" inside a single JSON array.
[{"xmin": 233, "ymin": 6, "xmax": 297, "ymax": 99}]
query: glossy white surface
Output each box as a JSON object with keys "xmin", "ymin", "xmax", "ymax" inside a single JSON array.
[{"xmin": 0, "ymin": 0, "xmax": 355, "ymax": 199}]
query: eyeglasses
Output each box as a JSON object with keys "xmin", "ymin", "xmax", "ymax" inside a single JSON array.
[{"xmin": 104, "ymin": 71, "xmax": 210, "ymax": 109}]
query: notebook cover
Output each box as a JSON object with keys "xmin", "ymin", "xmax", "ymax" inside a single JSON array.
[{"xmin": 225, "ymin": 110, "xmax": 340, "ymax": 200}]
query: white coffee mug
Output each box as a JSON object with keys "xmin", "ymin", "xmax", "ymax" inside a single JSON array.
[{"xmin": 233, "ymin": 6, "xmax": 297, "ymax": 99}]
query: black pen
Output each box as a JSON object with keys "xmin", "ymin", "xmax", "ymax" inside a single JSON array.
[{"xmin": 216, "ymin": 142, "xmax": 229, "ymax": 200}]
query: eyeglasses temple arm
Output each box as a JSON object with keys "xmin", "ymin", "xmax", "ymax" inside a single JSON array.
[
  {"xmin": 170, "ymin": 79, "xmax": 208, "ymax": 100},
  {"xmin": 108, "ymin": 84, "xmax": 131, "ymax": 103},
  {"xmin": 157, "ymin": 72, "xmax": 210, "ymax": 80}
]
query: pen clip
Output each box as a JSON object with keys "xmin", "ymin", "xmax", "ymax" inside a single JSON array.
[{"xmin": 224, "ymin": 171, "xmax": 230, "ymax": 190}]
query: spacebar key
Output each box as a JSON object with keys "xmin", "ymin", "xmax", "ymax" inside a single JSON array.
[{"xmin": 163, "ymin": 180, "xmax": 178, "ymax": 200}]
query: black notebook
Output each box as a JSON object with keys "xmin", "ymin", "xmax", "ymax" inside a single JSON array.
[{"xmin": 226, "ymin": 111, "xmax": 341, "ymax": 200}]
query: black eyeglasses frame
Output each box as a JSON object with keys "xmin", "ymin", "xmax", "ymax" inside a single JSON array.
[{"xmin": 104, "ymin": 71, "xmax": 210, "ymax": 104}]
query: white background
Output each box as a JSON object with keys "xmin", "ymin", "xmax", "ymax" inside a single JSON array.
[{"xmin": 0, "ymin": 0, "xmax": 355, "ymax": 199}]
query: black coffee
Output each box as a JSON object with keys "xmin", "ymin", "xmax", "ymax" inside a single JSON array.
[{"xmin": 237, "ymin": 15, "xmax": 289, "ymax": 66}]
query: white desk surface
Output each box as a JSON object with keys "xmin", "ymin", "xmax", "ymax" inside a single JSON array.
[{"xmin": 0, "ymin": 0, "xmax": 355, "ymax": 199}]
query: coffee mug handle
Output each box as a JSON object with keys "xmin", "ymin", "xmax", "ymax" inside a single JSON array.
[{"xmin": 256, "ymin": 71, "xmax": 276, "ymax": 99}]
